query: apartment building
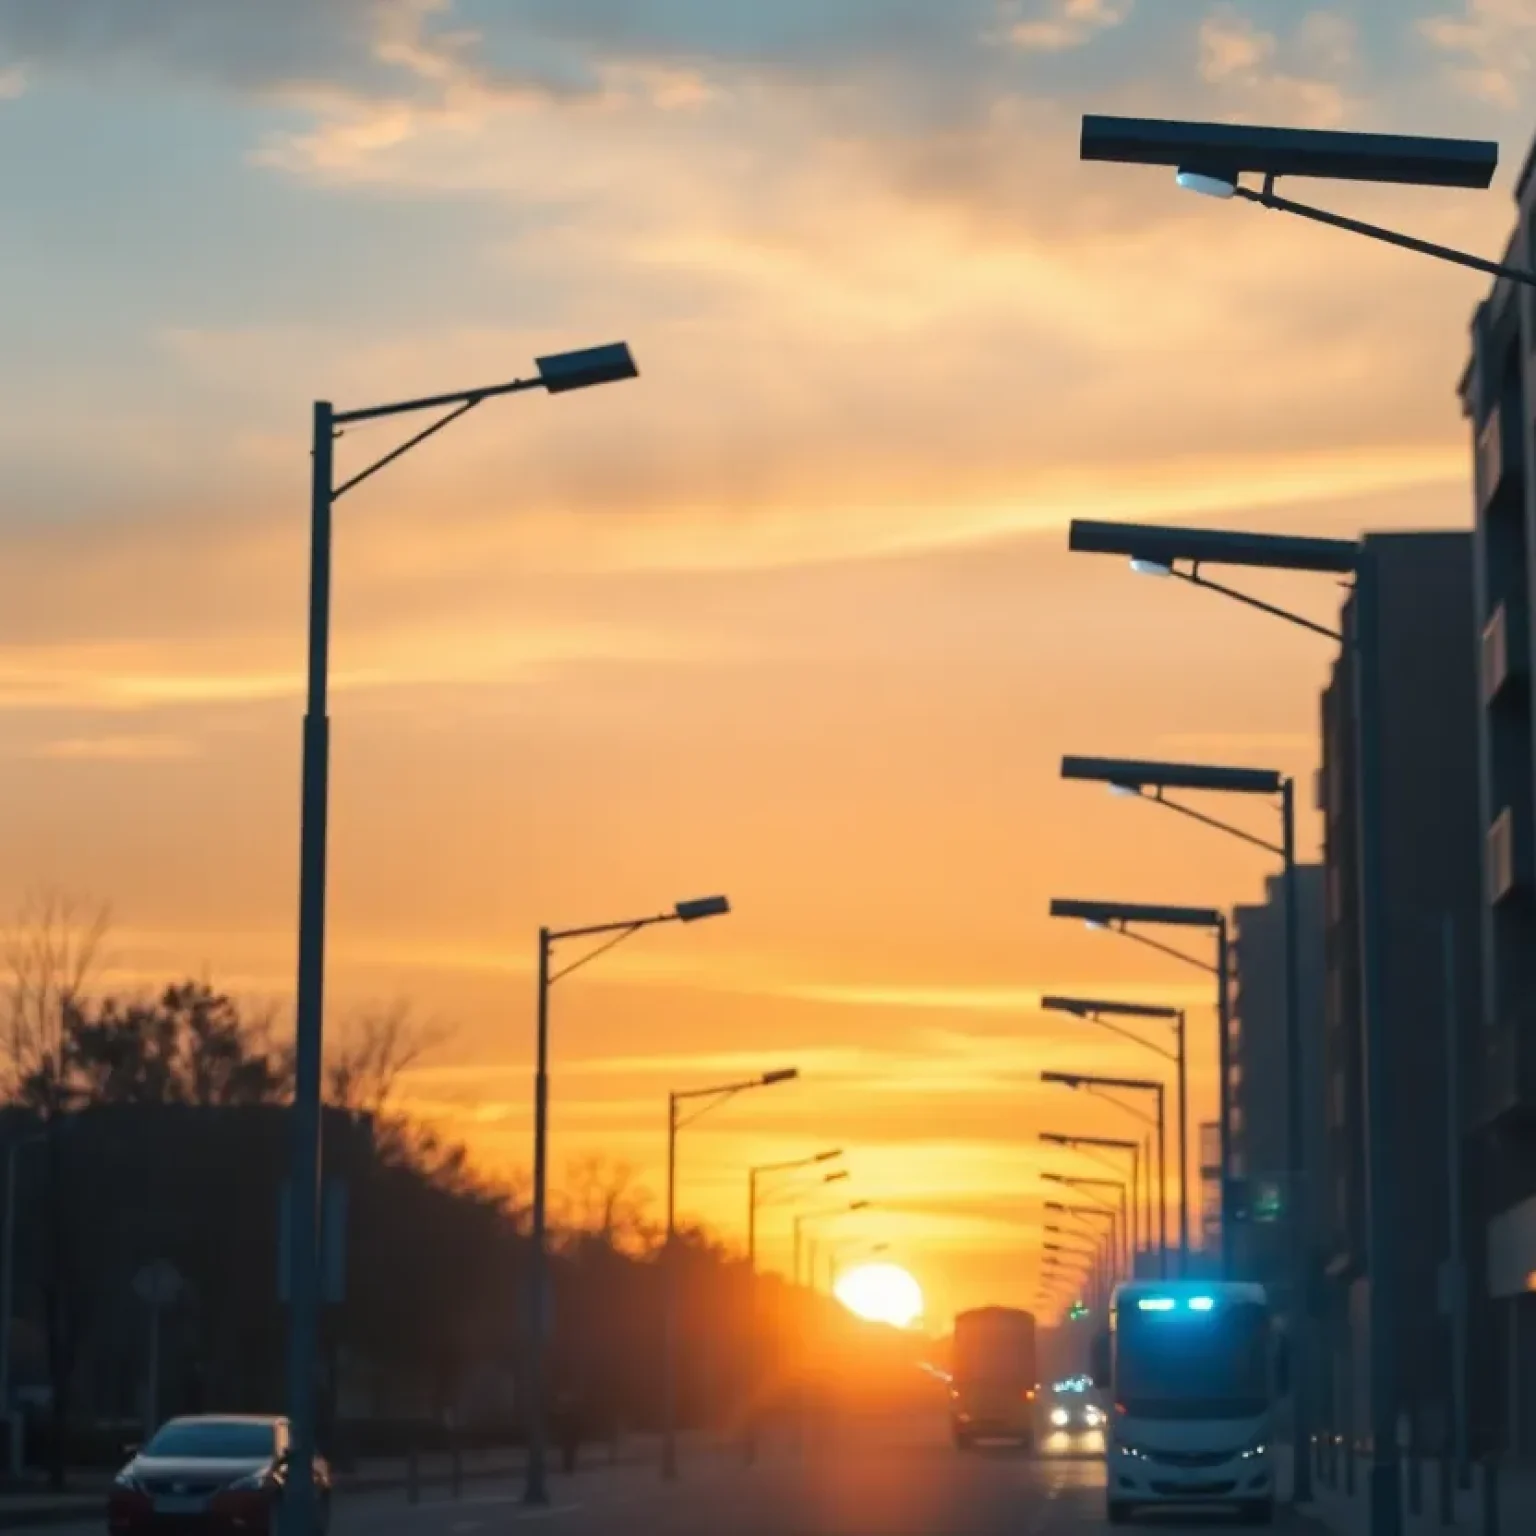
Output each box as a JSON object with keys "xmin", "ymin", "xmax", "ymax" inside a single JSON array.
[
  {"xmin": 1316, "ymin": 532, "xmax": 1483, "ymax": 1450},
  {"xmin": 1460, "ymin": 143, "xmax": 1536, "ymax": 1457},
  {"xmin": 1227, "ymin": 866, "xmax": 1325, "ymax": 1294}
]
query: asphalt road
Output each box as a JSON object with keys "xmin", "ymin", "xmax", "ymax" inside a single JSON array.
[{"xmin": 52, "ymin": 1414, "xmax": 1330, "ymax": 1536}]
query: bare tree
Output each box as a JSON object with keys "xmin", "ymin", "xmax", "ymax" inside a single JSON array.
[
  {"xmin": 557, "ymin": 1155, "xmax": 659, "ymax": 1253},
  {"xmin": 1, "ymin": 888, "xmax": 110, "ymax": 1114},
  {"xmin": 325, "ymin": 1000, "xmax": 451, "ymax": 1118}
]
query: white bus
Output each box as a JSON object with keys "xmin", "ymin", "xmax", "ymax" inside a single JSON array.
[{"xmin": 1091, "ymin": 1280, "xmax": 1286, "ymax": 1526}]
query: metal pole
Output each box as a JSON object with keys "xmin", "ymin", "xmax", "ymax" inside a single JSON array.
[
  {"xmin": 284, "ymin": 400, "xmax": 333, "ymax": 1536},
  {"xmin": 523, "ymin": 929, "xmax": 551, "ymax": 1505},
  {"xmin": 1156, "ymin": 1085, "xmax": 1168, "ymax": 1279},
  {"xmin": 1217, "ymin": 915, "xmax": 1233, "ymax": 1278},
  {"xmin": 1282, "ymin": 776, "xmax": 1313, "ymax": 1500},
  {"xmin": 1353, "ymin": 547, "xmax": 1401, "ymax": 1536},
  {"xmin": 1176, "ymin": 1009, "xmax": 1191, "ymax": 1276},
  {"xmin": 1441, "ymin": 913, "xmax": 1467, "ymax": 1488},
  {"xmin": 1144, "ymin": 1132, "xmax": 1154, "ymax": 1275},
  {"xmin": 1119, "ymin": 1184, "xmax": 1129, "ymax": 1279},
  {"xmin": 1130, "ymin": 1142, "xmax": 1140, "ymax": 1275},
  {"xmin": 0, "ymin": 1141, "xmax": 16, "ymax": 1463},
  {"xmin": 145, "ymin": 1303, "xmax": 160, "ymax": 1442},
  {"xmin": 663, "ymin": 1094, "xmax": 678, "ymax": 1480},
  {"xmin": 745, "ymin": 1171, "xmax": 757, "ymax": 1466}
]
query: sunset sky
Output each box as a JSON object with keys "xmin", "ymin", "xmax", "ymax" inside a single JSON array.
[{"xmin": 1, "ymin": 0, "xmax": 1528, "ymax": 1327}]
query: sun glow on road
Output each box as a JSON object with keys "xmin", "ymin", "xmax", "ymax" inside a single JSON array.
[{"xmin": 835, "ymin": 1263, "xmax": 925, "ymax": 1328}]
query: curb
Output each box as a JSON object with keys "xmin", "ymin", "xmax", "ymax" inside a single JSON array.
[{"xmin": 0, "ymin": 1447, "xmax": 660, "ymax": 1531}]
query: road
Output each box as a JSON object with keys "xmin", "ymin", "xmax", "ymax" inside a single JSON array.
[{"xmin": 53, "ymin": 1414, "xmax": 1329, "ymax": 1536}]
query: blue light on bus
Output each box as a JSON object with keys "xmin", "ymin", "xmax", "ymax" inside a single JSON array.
[
  {"xmin": 1187, "ymin": 1296, "xmax": 1215, "ymax": 1312},
  {"xmin": 1136, "ymin": 1298, "xmax": 1176, "ymax": 1312}
]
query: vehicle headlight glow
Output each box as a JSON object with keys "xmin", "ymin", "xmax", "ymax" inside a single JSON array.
[
  {"xmin": 1188, "ymin": 1295, "xmax": 1215, "ymax": 1312},
  {"xmin": 1241, "ymin": 1441, "xmax": 1269, "ymax": 1460},
  {"xmin": 1085, "ymin": 1407, "xmax": 1104, "ymax": 1426},
  {"xmin": 1137, "ymin": 1297, "xmax": 1176, "ymax": 1312},
  {"xmin": 1050, "ymin": 1407, "xmax": 1070, "ymax": 1428}
]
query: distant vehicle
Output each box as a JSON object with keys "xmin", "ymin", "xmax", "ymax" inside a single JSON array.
[
  {"xmin": 948, "ymin": 1306, "xmax": 1037, "ymax": 1449},
  {"xmin": 107, "ymin": 1415, "xmax": 331, "ymax": 1536},
  {"xmin": 1093, "ymin": 1281, "xmax": 1285, "ymax": 1526},
  {"xmin": 1046, "ymin": 1377, "xmax": 1105, "ymax": 1434}
]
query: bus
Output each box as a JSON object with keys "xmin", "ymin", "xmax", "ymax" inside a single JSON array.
[
  {"xmin": 949, "ymin": 1306, "xmax": 1037, "ymax": 1449},
  {"xmin": 1091, "ymin": 1280, "xmax": 1286, "ymax": 1525}
]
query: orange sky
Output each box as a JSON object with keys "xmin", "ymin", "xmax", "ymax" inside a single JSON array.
[{"xmin": 1, "ymin": 0, "xmax": 1528, "ymax": 1327}]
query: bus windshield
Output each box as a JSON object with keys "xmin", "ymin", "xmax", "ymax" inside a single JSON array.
[{"xmin": 1115, "ymin": 1299, "xmax": 1270, "ymax": 1420}]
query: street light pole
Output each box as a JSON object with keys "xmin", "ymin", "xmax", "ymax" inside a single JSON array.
[
  {"xmin": 1059, "ymin": 755, "xmax": 1304, "ymax": 1287},
  {"xmin": 1041, "ymin": 993, "xmax": 1190, "ymax": 1273},
  {"xmin": 522, "ymin": 893, "xmax": 729, "ymax": 1506},
  {"xmin": 662, "ymin": 1069, "xmax": 799, "ymax": 1481},
  {"xmin": 1063, "ymin": 513, "xmax": 1386, "ymax": 1528},
  {"xmin": 525, "ymin": 927, "xmax": 552, "ymax": 1504},
  {"xmin": 282, "ymin": 345, "xmax": 639, "ymax": 1536}
]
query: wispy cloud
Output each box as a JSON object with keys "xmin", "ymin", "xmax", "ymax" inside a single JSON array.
[
  {"xmin": 1195, "ymin": 6, "xmax": 1352, "ymax": 127},
  {"xmin": 31, "ymin": 734, "xmax": 202, "ymax": 762},
  {"xmin": 1419, "ymin": 0, "xmax": 1536, "ymax": 106},
  {"xmin": 1009, "ymin": 0, "xmax": 1133, "ymax": 53}
]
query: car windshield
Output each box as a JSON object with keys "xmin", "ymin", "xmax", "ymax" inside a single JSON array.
[
  {"xmin": 144, "ymin": 1422, "xmax": 275, "ymax": 1459},
  {"xmin": 1115, "ymin": 1299, "xmax": 1270, "ymax": 1420}
]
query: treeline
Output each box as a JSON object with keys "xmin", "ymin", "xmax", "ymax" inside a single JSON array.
[{"xmin": 1, "ymin": 894, "xmax": 927, "ymax": 1485}]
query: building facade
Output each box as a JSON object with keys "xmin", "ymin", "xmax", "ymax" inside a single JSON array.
[
  {"xmin": 1316, "ymin": 531, "xmax": 1484, "ymax": 1453},
  {"xmin": 1227, "ymin": 865, "xmax": 1325, "ymax": 1296},
  {"xmin": 1461, "ymin": 151, "xmax": 1536, "ymax": 1459}
]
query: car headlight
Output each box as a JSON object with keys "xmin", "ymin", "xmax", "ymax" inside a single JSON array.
[
  {"xmin": 1049, "ymin": 1408, "xmax": 1070, "ymax": 1428},
  {"xmin": 1240, "ymin": 1442, "xmax": 1268, "ymax": 1461}
]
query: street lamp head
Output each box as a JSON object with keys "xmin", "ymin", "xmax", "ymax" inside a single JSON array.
[
  {"xmin": 823, "ymin": 1169, "xmax": 850, "ymax": 1184},
  {"xmin": 1063, "ymin": 754, "xmax": 1282, "ymax": 797},
  {"xmin": 760, "ymin": 1068, "xmax": 799, "ymax": 1086},
  {"xmin": 674, "ymin": 894, "xmax": 730, "ymax": 923},
  {"xmin": 1129, "ymin": 557, "xmax": 1173, "ymax": 577},
  {"xmin": 1052, "ymin": 896, "xmax": 1223, "ymax": 929},
  {"xmin": 1176, "ymin": 168, "xmax": 1238, "ymax": 199},
  {"xmin": 1039, "ymin": 1132, "xmax": 1071, "ymax": 1145},
  {"xmin": 1070, "ymin": 518, "xmax": 1358, "ymax": 576},
  {"xmin": 1041, "ymin": 1071, "xmax": 1085, "ymax": 1090},
  {"xmin": 1080, "ymin": 114, "xmax": 1498, "ymax": 190},
  {"xmin": 816, "ymin": 1148, "xmax": 843, "ymax": 1162},
  {"xmin": 849, "ymin": 1200, "xmax": 870, "ymax": 1211},
  {"xmin": 536, "ymin": 341, "xmax": 639, "ymax": 394},
  {"xmin": 1043, "ymin": 993, "xmax": 1182, "ymax": 1022},
  {"xmin": 1107, "ymin": 781, "xmax": 1140, "ymax": 797}
]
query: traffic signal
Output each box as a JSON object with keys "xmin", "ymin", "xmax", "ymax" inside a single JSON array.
[{"xmin": 1067, "ymin": 1300, "xmax": 1090, "ymax": 1320}]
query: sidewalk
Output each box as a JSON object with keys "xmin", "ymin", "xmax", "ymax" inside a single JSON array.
[
  {"xmin": 0, "ymin": 1438, "xmax": 672, "ymax": 1531},
  {"xmin": 1302, "ymin": 1450, "xmax": 1536, "ymax": 1533}
]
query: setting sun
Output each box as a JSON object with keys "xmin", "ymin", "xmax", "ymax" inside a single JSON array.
[{"xmin": 835, "ymin": 1263, "xmax": 925, "ymax": 1329}]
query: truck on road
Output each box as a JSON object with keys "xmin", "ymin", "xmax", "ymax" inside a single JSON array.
[{"xmin": 948, "ymin": 1306, "xmax": 1037, "ymax": 1449}]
